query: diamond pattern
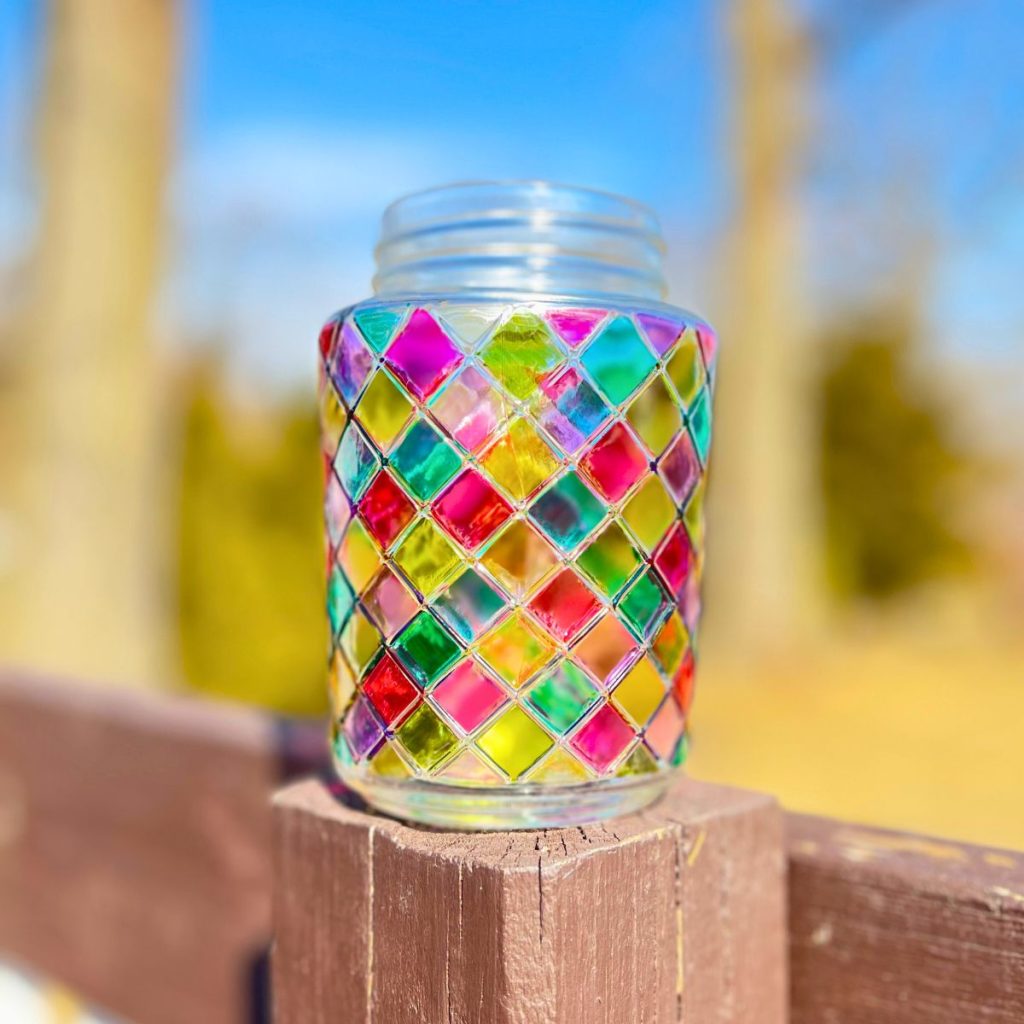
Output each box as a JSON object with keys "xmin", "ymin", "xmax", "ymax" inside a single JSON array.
[{"xmin": 324, "ymin": 300, "xmax": 713, "ymax": 784}]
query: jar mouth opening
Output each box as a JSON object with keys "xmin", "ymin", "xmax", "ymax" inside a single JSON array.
[{"xmin": 374, "ymin": 180, "xmax": 667, "ymax": 301}]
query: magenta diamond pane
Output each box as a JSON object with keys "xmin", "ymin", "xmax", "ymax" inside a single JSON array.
[
  {"xmin": 637, "ymin": 313, "xmax": 684, "ymax": 357},
  {"xmin": 545, "ymin": 308, "xmax": 605, "ymax": 347},
  {"xmin": 429, "ymin": 365, "xmax": 508, "ymax": 453},
  {"xmin": 659, "ymin": 429, "xmax": 701, "ymax": 505},
  {"xmin": 384, "ymin": 309, "xmax": 463, "ymax": 401},
  {"xmin": 330, "ymin": 321, "xmax": 375, "ymax": 406},
  {"xmin": 431, "ymin": 661, "xmax": 508, "ymax": 733},
  {"xmin": 569, "ymin": 703, "xmax": 634, "ymax": 773}
]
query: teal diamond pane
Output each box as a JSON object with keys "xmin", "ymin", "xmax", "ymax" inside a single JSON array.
[
  {"xmin": 525, "ymin": 663, "xmax": 600, "ymax": 734},
  {"xmin": 527, "ymin": 472, "xmax": 606, "ymax": 552},
  {"xmin": 390, "ymin": 419, "xmax": 463, "ymax": 501},
  {"xmin": 688, "ymin": 388, "xmax": 712, "ymax": 464},
  {"xmin": 355, "ymin": 307, "xmax": 404, "ymax": 353},
  {"xmin": 618, "ymin": 569, "xmax": 672, "ymax": 640},
  {"xmin": 432, "ymin": 568, "xmax": 508, "ymax": 642},
  {"xmin": 333, "ymin": 422, "xmax": 380, "ymax": 500},
  {"xmin": 327, "ymin": 566, "xmax": 354, "ymax": 636},
  {"xmin": 392, "ymin": 611, "xmax": 463, "ymax": 686},
  {"xmin": 581, "ymin": 316, "xmax": 657, "ymax": 406}
]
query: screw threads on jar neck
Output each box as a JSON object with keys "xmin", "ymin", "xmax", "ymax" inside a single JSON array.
[{"xmin": 373, "ymin": 181, "xmax": 667, "ymax": 302}]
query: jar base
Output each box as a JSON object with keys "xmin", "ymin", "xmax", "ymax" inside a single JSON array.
[{"xmin": 338, "ymin": 771, "xmax": 676, "ymax": 831}]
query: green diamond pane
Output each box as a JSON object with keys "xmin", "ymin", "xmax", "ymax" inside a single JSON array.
[
  {"xmin": 396, "ymin": 704, "xmax": 459, "ymax": 770},
  {"xmin": 688, "ymin": 389, "xmax": 712, "ymax": 464},
  {"xmin": 581, "ymin": 316, "xmax": 657, "ymax": 405},
  {"xmin": 576, "ymin": 523, "xmax": 642, "ymax": 598},
  {"xmin": 480, "ymin": 312, "xmax": 563, "ymax": 400},
  {"xmin": 527, "ymin": 472, "xmax": 605, "ymax": 552},
  {"xmin": 355, "ymin": 307, "xmax": 404, "ymax": 353},
  {"xmin": 390, "ymin": 419, "xmax": 462, "ymax": 500},
  {"xmin": 525, "ymin": 663, "xmax": 600, "ymax": 734},
  {"xmin": 392, "ymin": 611, "xmax": 462, "ymax": 686},
  {"xmin": 327, "ymin": 566, "xmax": 354, "ymax": 636},
  {"xmin": 618, "ymin": 570, "xmax": 671, "ymax": 640},
  {"xmin": 432, "ymin": 568, "xmax": 508, "ymax": 642},
  {"xmin": 333, "ymin": 423, "xmax": 379, "ymax": 499}
]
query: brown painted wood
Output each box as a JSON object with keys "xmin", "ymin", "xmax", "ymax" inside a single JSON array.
[
  {"xmin": 789, "ymin": 814, "xmax": 1024, "ymax": 1023},
  {"xmin": 273, "ymin": 777, "xmax": 787, "ymax": 1024},
  {"xmin": 0, "ymin": 670, "xmax": 325, "ymax": 1024}
]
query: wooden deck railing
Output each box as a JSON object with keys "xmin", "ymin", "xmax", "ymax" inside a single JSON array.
[{"xmin": 0, "ymin": 669, "xmax": 1021, "ymax": 1023}]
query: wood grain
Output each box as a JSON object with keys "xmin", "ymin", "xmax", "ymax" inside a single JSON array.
[
  {"xmin": 0, "ymin": 670, "xmax": 325, "ymax": 1024},
  {"xmin": 272, "ymin": 777, "xmax": 787, "ymax": 1024},
  {"xmin": 789, "ymin": 814, "xmax": 1024, "ymax": 1023}
]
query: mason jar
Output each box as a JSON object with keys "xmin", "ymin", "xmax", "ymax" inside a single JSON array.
[{"xmin": 320, "ymin": 181, "xmax": 716, "ymax": 829}]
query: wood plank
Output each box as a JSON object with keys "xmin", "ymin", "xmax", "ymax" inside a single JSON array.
[
  {"xmin": 0, "ymin": 670, "xmax": 325, "ymax": 1024},
  {"xmin": 789, "ymin": 813, "xmax": 1024, "ymax": 1023},
  {"xmin": 273, "ymin": 777, "xmax": 787, "ymax": 1024}
]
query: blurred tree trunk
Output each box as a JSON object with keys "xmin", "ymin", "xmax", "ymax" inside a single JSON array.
[
  {"xmin": 704, "ymin": 0, "xmax": 821, "ymax": 657},
  {"xmin": 0, "ymin": 0, "xmax": 177, "ymax": 686}
]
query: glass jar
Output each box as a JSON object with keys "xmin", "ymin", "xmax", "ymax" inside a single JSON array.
[{"xmin": 320, "ymin": 181, "xmax": 716, "ymax": 829}]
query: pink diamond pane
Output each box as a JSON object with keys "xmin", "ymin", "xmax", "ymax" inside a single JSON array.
[
  {"xmin": 431, "ymin": 661, "xmax": 508, "ymax": 734},
  {"xmin": 644, "ymin": 696, "xmax": 684, "ymax": 761},
  {"xmin": 429, "ymin": 365, "xmax": 507, "ymax": 453},
  {"xmin": 569, "ymin": 703, "xmax": 634, "ymax": 774},
  {"xmin": 697, "ymin": 325, "xmax": 718, "ymax": 369},
  {"xmin": 362, "ymin": 566, "xmax": 419, "ymax": 639},
  {"xmin": 384, "ymin": 309, "xmax": 464, "ymax": 401},
  {"xmin": 545, "ymin": 308, "xmax": 606, "ymax": 347}
]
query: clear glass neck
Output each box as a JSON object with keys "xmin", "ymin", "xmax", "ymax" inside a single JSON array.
[{"xmin": 373, "ymin": 181, "xmax": 667, "ymax": 302}]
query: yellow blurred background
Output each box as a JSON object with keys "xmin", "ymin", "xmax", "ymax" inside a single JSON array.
[{"xmin": 1, "ymin": 0, "xmax": 1022, "ymax": 852}]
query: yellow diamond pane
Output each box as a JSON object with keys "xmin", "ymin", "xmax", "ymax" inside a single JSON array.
[
  {"xmin": 625, "ymin": 374, "xmax": 682, "ymax": 456},
  {"xmin": 328, "ymin": 649, "xmax": 356, "ymax": 715},
  {"xmin": 479, "ymin": 519, "xmax": 558, "ymax": 599},
  {"xmin": 339, "ymin": 519, "xmax": 380, "ymax": 593},
  {"xmin": 477, "ymin": 612, "xmax": 556, "ymax": 688},
  {"xmin": 666, "ymin": 329, "xmax": 706, "ymax": 407},
  {"xmin": 476, "ymin": 705, "xmax": 554, "ymax": 780},
  {"xmin": 621, "ymin": 476, "xmax": 675, "ymax": 553},
  {"xmin": 392, "ymin": 519, "xmax": 463, "ymax": 598},
  {"xmin": 611, "ymin": 655, "xmax": 665, "ymax": 727},
  {"xmin": 356, "ymin": 369, "xmax": 414, "ymax": 450},
  {"xmin": 652, "ymin": 612, "xmax": 689, "ymax": 677},
  {"xmin": 438, "ymin": 748, "xmax": 505, "ymax": 787},
  {"xmin": 528, "ymin": 746, "xmax": 592, "ymax": 784},
  {"xmin": 321, "ymin": 384, "xmax": 348, "ymax": 455},
  {"xmin": 480, "ymin": 417, "xmax": 560, "ymax": 501},
  {"xmin": 369, "ymin": 742, "xmax": 413, "ymax": 779},
  {"xmin": 341, "ymin": 608, "xmax": 382, "ymax": 675}
]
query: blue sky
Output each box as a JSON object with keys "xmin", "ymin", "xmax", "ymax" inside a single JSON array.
[{"xmin": 1, "ymin": 0, "xmax": 1022, "ymax": 396}]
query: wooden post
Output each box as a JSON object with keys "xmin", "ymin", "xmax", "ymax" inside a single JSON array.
[{"xmin": 272, "ymin": 777, "xmax": 786, "ymax": 1024}]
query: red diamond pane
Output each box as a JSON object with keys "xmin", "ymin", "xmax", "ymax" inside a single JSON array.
[
  {"xmin": 579, "ymin": 422, "xmax": 648, "ymax": 502},
  {"xmin": 433, "ymin": 468, "xmax": 514, "ymax": 551},
  {"xmin": 362, "ymin": 653, "xmax": 421, "ymax": 725},
  {"xmin": 653, "ymin": 522, "xmax": 695, "ymax": 598},
  {"xmin": 357, "ymin": 471, "xmax": 415, "ymax": 549},
  {"xmin": 528, "ymin": 568, "xmax": 602, "ymax": 644}
]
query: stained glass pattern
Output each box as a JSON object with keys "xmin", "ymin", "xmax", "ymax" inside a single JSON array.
[{"xmin": 321, "ymin": 301, "xmax": 714, "ymax": 786}]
